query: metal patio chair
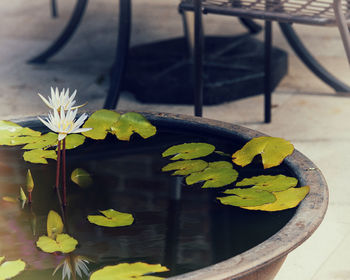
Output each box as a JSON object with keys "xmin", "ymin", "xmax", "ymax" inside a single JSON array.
[{"xmin": 180, "ymin": 0, "xmax": 350, "ymax": 122}]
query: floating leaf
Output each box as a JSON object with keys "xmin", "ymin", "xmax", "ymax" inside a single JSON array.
[
  {"xmin": 185, "ymin": 161, "xmax": 238, "ymax": 188},
  {"xmin": 2, "ymin": 196, "xmax": 17, "ymax": 203},
  {"xmin": 0, "ymin": 257, "xmax": 26, "ymax": 280},
  {"xmin": 242, "ymin": 186, "xmax": 310, "ymax": 211},
  {"xmin": 162, "ymin": 160, "xmax": 208, "ymax": 176},
  {"xmin": 90, "ymin": 262, "xmax": 169, "ymax": 280},
  {"xmin": 232, "ymin": 137, "xmax": 294, "ymax": 169},
  {"xmin": 217, "ymin": 188, "xmax": 276, "ymax": 207},
  {"xmin": 47, "ymin": 210, "xmax": 64, "ymax": 239},
  {"xmin": 71, "ymin": 168, "xmax": 93, "ymax": 188},
  {"xmin": 110, "ymin": 112, "xmax": 156, "ymax": 141},
  {"xmin": 36, "ymin": 234, "xmax": 78, "ymax": 253},
  {"xmin": 87, "ymin": 209, "xmax": 134, "ymax": 227},
  {"xmin": 82, "ymin": 110, "xmax": 120, "ymax": 140},
  {"xmin": 22, "ymin": 132, "xmax": 57, "ymax": 150},
  {"xmin": 162, "ymin": 143, "xmax": 215, "ymax": 160},
  {"xmin": 26, "ymin": 169, "xmax": 34, "ymax": 193},
  {"xmin": 0, "ymin": 121, "xmax": 41, "ymax": 146},
  {"xmin": 23, "ymin": 149, "xmax": 57, "ymax": 164},
  {"xmin": 236, "ymin": 175, "xmax": 298, "ymax": 192},
  {"xmin": 64, "ymin": 134, "xmax": 86, "ymax": 150}
]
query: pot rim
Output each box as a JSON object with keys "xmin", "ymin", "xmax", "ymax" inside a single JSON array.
[{"xmin": 14, "ymin": 111, "xmax": 329, "ymax": 280}]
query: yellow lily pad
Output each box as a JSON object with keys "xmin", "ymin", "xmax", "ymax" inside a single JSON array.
[
  {"xmin": 90, "ymin": 262, "xmax": 169, "ymax": 280},
  {"xmin": 82, "ymin": 109, "xmax": 121, "ymax": 140},
  {"xmin": 217, "ymin": 188, "xmax": 276, "ymax": 207},
  {"xmin": 232, "ymin": 137, "xmax": 294, "ymax": 169},
  {"xmin": 2, "ymin": 196, "xmax": 17, "ymax": 203},
  {"xmin": 110, "ymin": 112, "xmax": 156, "ymax": 141},
  {"xmin": 87, "ymin": 209, "xmax": 134, "ymax": 227},
  {"xmin": 162, "ymin": 143, "xmax": 215, "ymax": 160},
  {"xmin": 63, "ymin": 134, "xmax": 86, "ymax": 150},
  {"xmin": 47, "ymin": 210, "xmax": 64, "ymax": 239},
  {"xmin": 162, "ymin": 160, "xmax": 208, "ymax": 176},
  {"xmin": 242, "ymin": 186, "xmax": 310, "ymax": 211},
  {"xmin": 36, "ymin": 234, "xmax": 78, "ymax": 253},
  {"xmin": 22, "ymin": 149, "xmax": 57, "ymax": 164},
  {"xmin": 71, "ymin": 168, "xmax": 93, "ymax": 188},
  {"xmin": 236, "ymin": 175, "xmax": 298, "ymax": 192},
  {"xmin": 0, "ymin": 257, "xmax": 26, "ymax": 280},
  {"xmin": 185, "ymin": 161, "xmax": 238, "ymax": 188}
]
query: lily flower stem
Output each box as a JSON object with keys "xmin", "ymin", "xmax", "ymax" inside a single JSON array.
[
  {"xmin": 62, "ymin": 138, "xmax": 67, "ymax": 207},
  {"xmin": 28, "ymin": 192, "xmax": 32, "ymax": 204},
  {"xmin": 56, "ymin": 140, "xmax": 61, "ymax": 190}
]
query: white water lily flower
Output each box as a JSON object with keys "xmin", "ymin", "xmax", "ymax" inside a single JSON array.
[
  {"xmin": 38, "ymin": 107, "xmax": 91, "ymax": 141},
  {"xmin": 38, "ymin": 87, "xmax": 86, "ymax": 111}
]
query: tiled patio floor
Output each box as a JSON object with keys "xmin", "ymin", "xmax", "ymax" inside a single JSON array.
[{"xmin": 2, "ymin": 1, "xmax": 350, "ymax": 279}]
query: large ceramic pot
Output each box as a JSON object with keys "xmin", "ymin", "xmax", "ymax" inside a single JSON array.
[{"xmin": 15, "ymin": 112, "xmax": 328, "ymax": 280}]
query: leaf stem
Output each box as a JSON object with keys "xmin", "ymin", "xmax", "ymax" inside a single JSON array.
[{"xmin": 56, "ymin": 140, "xmax": 61, "ymax": 190}]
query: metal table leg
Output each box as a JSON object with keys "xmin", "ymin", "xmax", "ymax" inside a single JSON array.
[
  {"xmin": 103, "ymin": 0, "xmax": 131, "ymax": 109},
  {"xmin": 279, "ymin": 23, "xmax": 350, "ymax": 92},
  {"xmin": 28, "ymin": 0, "xmax": 88, "ymax": 64}
]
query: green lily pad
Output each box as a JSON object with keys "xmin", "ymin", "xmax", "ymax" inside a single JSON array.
[
  {"xmin": 110, "ymin": 112, "xmax": 156, "ymax": 141},
  {"xmin": 26, "ymin": 169, "xmax": 34, "ymax": 193},
  {"xmin": 71, "ymin": 168, "xmax": 93, "ymax": 188},
  {"xmin": 217, "ymin": 188, "xmax": 276, "ymax": 207},
  {"xmin": 36, "ymin": 234, "xmax": 78, "ymax": 253},
  {"xmin": 87, "ymin": 209, "xmax": 134, "ymax": 227},
  {"xmin": 232, "ymin": 137, "xmax": 294, "ymax": 169},
  {"xmin": 90, "ymin": 262, "xmax": 169, "ymax": 280},
  {"xmin": 0, "ymin": 257, "xmax": 26, "ymax": 280},
  {"xmin": 22, "ymin": 149, "xmax": 57, "ymax": 164},
  {"xmin": 185, "ymin": 161, "xmax": 238, "ymax": 188},
  {"xmin": 64, "ymin": 134, "xmax": 86, "ymax": 150},
  {"xmin": 242, "ymin": 186, "xmax": 310, "ymax": 211},
  {"xmin": 162, "ymin": 160, "xmax": 208, "ymax": 176},
  {"xmin": 0, "ymin": 121, "xmax": 41, "ymax": 146},
  {"xmin": 237, "ymin": 175, "xmax": 298, "ymax": 192},
  {"xmin": 22, "ymin": 132, "xmax": 57, "ymax": 150},
  {"xmin": 162, "ymin": 143, "xmax": 215, "ymax": 160},
  {"xmin": 46, "ymin": 210, "xmax": 64, "ymax": 239},
  {"xmin": 82, "ymin": 109, "xmax": 121, "ymax": 140}
]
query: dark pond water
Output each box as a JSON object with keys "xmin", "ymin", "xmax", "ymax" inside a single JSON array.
[{"xmin": 0, "ymin": 126, "xmax": 296, "ymax": 279}]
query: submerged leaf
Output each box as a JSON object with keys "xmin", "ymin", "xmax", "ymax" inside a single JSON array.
[
  {"xmin": 90, "ymin": 262, "xmax": 169, "ymax": 280},
  {"xmin": 36, "ymin": 234, "xmax": 78, "ymax": 253},
  {"xmin": 22, "ymin": 132, "xmax": 57, "ymax": 150},
  {"xmin": 162, "ymin": 143, "xmax": 215, "ymax": 160},
  {"xmin": 236, "ymin": 175, "xmax": 298, "ymax": 192},
  {"xmin": 47, "ymin": 210, "xmax": 64, "ymax": 239},
  {"xmin": 2, "ymin": 196, "xmax": 17, "ymax": 203},
  {"xmin": 87, "ymin": 209, "xmax": 134, "ymax": 227},
  {"xmin": 185, "ymin": 161, "xmax": 238, "ymax": 188},
  {"xmin": 217, "ymin": 188, "xmax": 276, "ymax": 207},
  {"xmin": 110, "ymin": 112, "xmax": 156, "ymax": 141},
  {"xmin": 71, "ymin": 168, "xmax": 93, "ymax": 188},
  {"xmin": 232, "ymin": 137, "xmax": 294, "ymax": 169},
  {"xmin": 23, "ymin": 149, "xmax": 57, "ymax": 164},
  {"xmin": 26, "ymin": 169, "xmax": 34, "ymax": 193},
  {"xmin": 82, "ymin": 110, "xmax": 121, "ymax": 140},
  {"xmin": 242, "ymin": 186, "xmax": 310, "ymax": 211},
  {"xmin": 0, "ymin": 258, "xmax": 26, "ymax": 280},
  {"xmin": 162, "ymin": 160, "xmax": 208, "ymax": 176}
]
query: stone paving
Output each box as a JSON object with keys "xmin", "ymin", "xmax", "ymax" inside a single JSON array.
[{"xmin": 2, "ymin": 1, "xmax": 350, "ymax": 279}]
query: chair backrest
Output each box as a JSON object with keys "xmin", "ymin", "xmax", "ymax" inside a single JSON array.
[{"xmin": 180, "ymin": 0, "xmax": 350, "ymax": 25}]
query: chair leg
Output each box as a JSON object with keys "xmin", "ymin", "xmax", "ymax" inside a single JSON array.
[
  {"xmin": 264, "ymin": 21, "xmax": 272, "ymax": 123},
  {"xmin": 193, "ymin": 0, "xmax": 204, "ymax": 117},
  {"xmin": 51, "ymin": 0, "xmax": 58, "ymax": 18},
  {"xmin": 333, "ymin": 0, "xmax": 350, "ymax": 67}
]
